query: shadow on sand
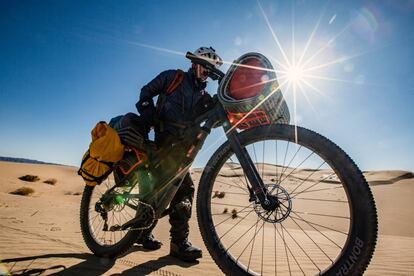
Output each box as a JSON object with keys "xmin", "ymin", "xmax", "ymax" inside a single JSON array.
[
  {"xmin": 1, "ymin": 246, "xmax": 198, "ymax": 276},
  {"xmin": 112, "ymin": 254, "xmax": 199, "ymax": 276}
]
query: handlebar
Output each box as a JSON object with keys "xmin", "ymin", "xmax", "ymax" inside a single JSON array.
[{"xmin": 185, "ymin": 52, "xmax": 225, "ymax": 81}]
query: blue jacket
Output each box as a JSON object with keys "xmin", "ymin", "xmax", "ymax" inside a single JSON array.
[{"xmin": 136, "ymin": 68, "xmax": 209, "ymax": 136}]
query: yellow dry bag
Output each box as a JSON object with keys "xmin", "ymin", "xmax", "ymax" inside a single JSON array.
[{"xmin": 78, "ymin": 121, "xmax": 125, "ymax": 186}]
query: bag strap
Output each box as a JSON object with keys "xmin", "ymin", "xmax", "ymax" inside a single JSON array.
[
  {"xmin": 166, "ymin": 69, "xmax": 184, "ymax": 94},
  {"xmin": 77, "ymin": 150, "xmax": 114, "ymax": 184},
  {"xmin": 156, "ymin": 69, "xmax": 185, "ymax": 129},
  {"xmin": 79, "ymin": 166, "xmax": 113, "ymax": 184},
  {"xmin": 117, "ymin": 147, "xmax": 146, "ymax": 175}
]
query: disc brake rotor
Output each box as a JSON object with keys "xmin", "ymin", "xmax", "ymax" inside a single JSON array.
[{"xmin": 253, "ymin": 183, "xmax": 292, "ymax": 223}]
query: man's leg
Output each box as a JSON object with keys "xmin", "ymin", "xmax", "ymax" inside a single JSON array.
[{"xmin": 169, "ymin": 173, "xmax": 202, "ymax": 262}]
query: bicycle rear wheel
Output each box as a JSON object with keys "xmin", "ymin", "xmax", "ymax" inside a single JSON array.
[
  {"xmin": 197, "ymin": 124, "xmax": 377, "ymax": 275},
  {"xmin": 80, "ymin": 177, "xmax": 150, "ymax": 258}
]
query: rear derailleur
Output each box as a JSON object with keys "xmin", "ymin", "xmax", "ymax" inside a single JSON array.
[{"xmin": 95, "ymin": 199, "xmax": 155, "ymax": 232}]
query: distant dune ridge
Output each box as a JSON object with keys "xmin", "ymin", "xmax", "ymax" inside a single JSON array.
[
  {"xmin": 0, "ymin": 160, "xmax": 413, "ymax": 275},
  {"xmin": 0, "ymin": 156, "xmax": 65, "ymax": 166}
]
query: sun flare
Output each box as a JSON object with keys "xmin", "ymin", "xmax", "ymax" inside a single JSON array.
[{"xmin": 286, "ymin": 65, "xmax": 304, "ymax": 84}]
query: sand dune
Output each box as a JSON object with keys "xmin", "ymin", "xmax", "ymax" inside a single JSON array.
[{"xmin": 0, "ymin": 161, "xmax": 413, "ymax": 275}]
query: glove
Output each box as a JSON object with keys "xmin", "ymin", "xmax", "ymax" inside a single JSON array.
[{"xmin": 136, "ymin": 100, "xmax": 158, "ymax": 129}]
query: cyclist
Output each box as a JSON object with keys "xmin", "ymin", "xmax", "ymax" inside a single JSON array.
[{"xmin": 135, "ymin": 47, "xmax": 223, "ymax": 262}]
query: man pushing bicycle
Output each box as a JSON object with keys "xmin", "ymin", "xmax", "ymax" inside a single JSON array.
[{"xmin": 134, "ymin": 47, "xmax": 223, "ymax": 262}]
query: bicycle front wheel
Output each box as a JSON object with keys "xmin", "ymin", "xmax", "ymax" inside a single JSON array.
[{"xmin": 197, "ymin": 124, "xmax": 377, "ymax": 275}]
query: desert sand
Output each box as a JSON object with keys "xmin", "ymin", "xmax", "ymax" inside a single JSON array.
[{"xmin": 0, "ymin": 160, "xmax": 413, "ymax": 275}]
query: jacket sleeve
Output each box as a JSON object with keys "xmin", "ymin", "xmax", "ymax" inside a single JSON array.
[{"xmin": 136, "ymin": 70, "xmax": 176, "ymax": 114}]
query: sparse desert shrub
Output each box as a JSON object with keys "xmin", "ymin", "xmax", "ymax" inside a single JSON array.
[
  {"xmin": 231, "ymin": 209, "xmax": 238, "ymax": 219},
  {"xmin": 222, "ymin": 208, "xmax": 228, "ymax": 214},
  {"xmin": 65, "ymin": 191, "xmax": 81, "ymax": 196},
  {"xmin": 212, "ymin": 191, "xmax": 226, "ymax": 199},
  {"xmin": 10, "ymin": 187, "xmax": 35, "ymax": 196},
  {"xmin": 43, "ymin": 178, "xmax": 57, "ymax": 185},
  {"xmin": 19, "ymin": 175, "xmax": 40, "ymax": 182}
]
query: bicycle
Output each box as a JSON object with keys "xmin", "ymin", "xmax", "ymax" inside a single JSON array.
[{"xmin": 80, "ymin": 52, "xmax": 377, "ymax": 275}]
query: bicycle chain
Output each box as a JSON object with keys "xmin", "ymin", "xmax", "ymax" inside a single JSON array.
[{"xmin": 128, "ymin": 200, "xmax": 156, "ymax": 231}]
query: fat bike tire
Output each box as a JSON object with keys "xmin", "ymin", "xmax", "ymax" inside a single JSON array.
[{"xmin": 196, "ymin": 124, "xmax": 377, "ymax": 275}]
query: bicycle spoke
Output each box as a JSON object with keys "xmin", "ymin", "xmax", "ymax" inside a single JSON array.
[
  {"xmin": 226, "ymin": 216, "xmax": 261, "ymax": 252},
  {"xmin": 214, "ymin": 204, "xmax": 254, "ymax": 228},
  {"xmin": 280, "ymin": 223, "xmax": 321, "ymax": 273},
  {"xmin": 212, "ymin": 209, "xmax": 252, "ymax": 216},
  {"xmin": 261, "ymin": 218, "xmax": 265, "ymax": 275},
  {"xmin": 216, "ymin": 177, "xmax": 249, "ymax": 193},
  {"xmin": 281, "ymin": 223, "xmax": 306, "ymax": 275},
  {"xmin": 289, "ymin": 161, "xmax": 326, "ymax": 194},
  {"xmin": 290, "ymin": 212, "xmax": 348, "ymax": 237},
  {"xmin": 290, "ymin": 211, "xmax": 348, "ymax": 242},
  {"xmin": 279, "ymin": 141, "xmax": 290, "ymax": 184},
  {"xmin": 291, "ymin": 184, "xmax": 344, "ymax": 199},
  {"xmin": 92, "ymin": 216, "xmax": 104, "ymax": 239},
  {"xmin": 110, "ymin": 211, "xmax": 115, "ymax": 244},
  {"xmin": 277, "ymin": 223, "xmax": 292, "ymax": 276},
  {"xmin": 215, "ymin": 191, "xmax": 248, "ymax": 196},
  {"xmin": 228, "ymin": 156, "xmax": 250, "ymax": 191},
  {"xmin": 235, "ymin": 212, "xmax": 272, "ymax": 265},
  {"xmin": 275, "ymin": 140, "xmax": 278, "ymax": 185},
  {"xmin": 279, "ymin": 150, "xmax": 314, "ymax": 185},
  {"xmin": 90, "ymin": 212, "xmax": 100, "ymax": 226},
  {"xmin": 283, "ymin": 145, "xmax": 302, "ymax": 178},
  {"xmin": 262, "ymin": 141, "xmax": 266, "ymax": 181},
  {"xmin": 295, "ymin": 197, "xmax": 348, "ymax": 203},
  {"xmin": 252, "ymin": 144, "xmax": 259, "ymax": 166},
  {"xmin": 247, "ymin": 220, "xmax": 262, "ymax": 271},
  {"xmin": 287, "ymin": 215, "xmax": 334, "ymax": 262},
  {"xmin": 294, "ymin": 210, "xmax": 350, "ymax": 220},
  {"xmin": 113, "ymin": 210, "xmax": 123, "ymax": 226},
  {"xmin": 211, "ymin": 201, "xmax": 254, "ymax": 209},
  {"xmin": 274, "ymin": 220, "xmax": 277, "ymax": 276},
  {"xmin": 119, "ymin": 208, "xmax": 132, "ymax": 226},
  {"xmin": 290, "ymin": 171, "xmax": 339, "ymax": 197}
]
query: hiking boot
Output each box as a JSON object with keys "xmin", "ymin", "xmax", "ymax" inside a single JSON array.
[
  {"xmin": 136, "ymin": 233, "xmax": 162, "ymax": 250},
  {"xmin": 170, "ymin": 239, "xmax": 202, "ymax": 262}
]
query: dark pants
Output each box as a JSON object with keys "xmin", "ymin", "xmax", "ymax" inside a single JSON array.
[
  {"xmin": 155, "ymin": 130, "xmax": 195, "ymax": 242},
  {"xmin": 141, "ymin": 172, "xmax": 195, "ymax": 243},
  {"xmin": 168, "ymin": 173, "xmax": 195, "ymax": 242},
  {"xmin": 119, "ymin": 113, "xmax": 195, "ymax": 242}
]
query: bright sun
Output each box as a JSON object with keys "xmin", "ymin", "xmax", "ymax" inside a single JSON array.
[{"xmin": 286, "ymin": 66, "xmax": 304, "ymax": 83}]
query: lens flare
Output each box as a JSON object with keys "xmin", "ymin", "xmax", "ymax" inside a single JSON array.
[{"xmin": 286, "ymin": 66, "xmax": 304, "ymax": 83}]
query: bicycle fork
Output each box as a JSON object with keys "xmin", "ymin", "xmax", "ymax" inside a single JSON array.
[{"xmin": 225, "ymin": 127, "xmax": 280, "ymax": 212}]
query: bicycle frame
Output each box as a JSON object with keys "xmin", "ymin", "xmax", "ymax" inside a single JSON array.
[{"xmin": 110, "ymin": 54, "xmax": 278, "ymax": 229}]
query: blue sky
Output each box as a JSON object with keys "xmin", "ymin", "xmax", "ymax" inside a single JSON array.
[{"xmin": 1, "ymin": 0, "xmax": 413, "ymax": 171}]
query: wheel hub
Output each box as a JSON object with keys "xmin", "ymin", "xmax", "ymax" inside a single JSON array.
[{"xmin": 253, "ymin": 184, "xmax": 292, "ymax": 223}]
